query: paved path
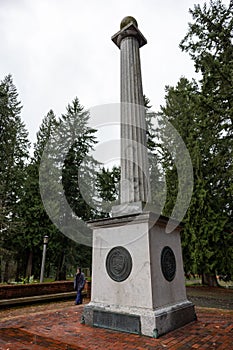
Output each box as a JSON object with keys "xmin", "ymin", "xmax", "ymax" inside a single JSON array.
[{"xmin": 0, "ymin": 301, "xmax": 232, "ymax": 349}]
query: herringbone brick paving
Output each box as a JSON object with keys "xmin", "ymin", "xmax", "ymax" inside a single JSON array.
[{"xmin": 0, "ymin": 301, "xmax": 232, "ymax": 349}]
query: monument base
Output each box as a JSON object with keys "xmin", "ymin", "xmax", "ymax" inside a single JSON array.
[
  {"xmin": 83, "ymin": 212, "xmax": 196, "ymax": 337},
  {"xmin": 83, "ymin": 300, "xmax": 196, "ymax": 337}
]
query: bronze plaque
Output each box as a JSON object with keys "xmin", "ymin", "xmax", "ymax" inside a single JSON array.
[
  {"xmin": 106, "ymin": 246, "xmax": 132, "ymax": 282},
  {"xmin": 93, "ymin": 310, "xmax": 141, "ymax": 334},
  {"xmin": 161, "ymin": 246, "xmax": 176, "ymax": 282}
]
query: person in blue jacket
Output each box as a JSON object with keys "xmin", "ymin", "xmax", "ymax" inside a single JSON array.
[{"xmin": 74, "ymin": 267, "xmax": 86, "ymax": 305}]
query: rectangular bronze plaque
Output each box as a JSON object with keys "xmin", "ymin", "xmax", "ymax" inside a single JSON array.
[{"xmin": 93, "ymin": 310, "xmax": 141, "ymax": 334}]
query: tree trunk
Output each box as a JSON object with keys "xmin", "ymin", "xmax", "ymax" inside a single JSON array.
[
  {"xmin": 3, "ymin": 260, "xmax": 9, "ymax": 283},
  {"xmin": 25, "ymin": 250, "xmax": 33, "ymax": 281},
  {"xmin": 15, "ymin": 260, "xmax": 21, "ymax": 282},
  {"xmin": 55, "ymin": 252, "xmax": 67, "ymax": 281},
  {"xmin": 202, "ymin": 272, "xmax": 219, "ymax": 287}
]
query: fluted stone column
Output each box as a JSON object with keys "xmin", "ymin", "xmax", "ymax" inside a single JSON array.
[{"xmin": 112, "ymin": 17, "xmax": 151, "ymax": 215}]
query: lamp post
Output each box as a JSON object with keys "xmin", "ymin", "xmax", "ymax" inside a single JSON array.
[{"xmin": 40, "ymin": 235, "xmax": 49, "ymax": 283}]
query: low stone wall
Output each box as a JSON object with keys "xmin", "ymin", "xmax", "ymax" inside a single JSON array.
[
  {"xmin": 0, "ymin": 281, "xmax": 74, "ymax": 299},
  {"xmin": 0, "ymin": 280, "xmax": 91, "ymax": 300}
]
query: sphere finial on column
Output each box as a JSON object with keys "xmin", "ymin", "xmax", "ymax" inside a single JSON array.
[
  {"xmin": 112, "ymin": 16, "xmax": 147, "ymax": 48},
  {"xmin": 120, "ymin": 16, "xmax": 138, "ymax": 29}
]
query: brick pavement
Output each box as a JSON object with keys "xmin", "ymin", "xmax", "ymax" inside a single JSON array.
[{"xmin": 0, "ymin": 301, "xmax": 232, "ymax": 349}]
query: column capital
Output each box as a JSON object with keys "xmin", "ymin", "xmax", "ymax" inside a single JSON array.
[{"xmin": 111, "ymin": 20, "xmax": 147, "ymax": 49}]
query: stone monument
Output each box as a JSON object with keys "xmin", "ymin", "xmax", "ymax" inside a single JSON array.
[{"xmin": 83, "ymin": 16, "xmax": 196, "ymax": 337}]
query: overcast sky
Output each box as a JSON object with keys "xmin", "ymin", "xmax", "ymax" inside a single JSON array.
[{"xmin": 1, "ymin": 0, "xmax": 211, "ymax": 145}]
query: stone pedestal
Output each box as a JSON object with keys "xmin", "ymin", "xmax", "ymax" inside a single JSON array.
[{"xmin": 83, "ymin": 212, "xmax": 196, "ymax": 337}]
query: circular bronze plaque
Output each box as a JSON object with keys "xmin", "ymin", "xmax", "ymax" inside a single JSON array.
[
  {"xmin": 161, "ymin": 246, "xmax": 176, "ymax": 282},
  {"xmin": 106, "ymin": 246, "xmax": 132, "ymax": 282}
]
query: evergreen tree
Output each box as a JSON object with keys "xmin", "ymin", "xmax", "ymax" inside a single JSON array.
[
  {"xmin": 180, "ymin": 0, "xmax": 233, "ymax": 285},
  {"xmin": 60, "ymin": 97, "xmax": 99, "ymax": 220},
  {"xmin": 144, "ymin": 96, "xmax": 166, "ymax": 212},
  {"xmin": 159, "ymin": 78, "xmax": 200, "ymax": 217},
  {"xmin": 18, "ymin": 99, "xmax": 99, "ymax": 281},
  {"xmin": 0, "ymin": 75, "xmax": 30, "ymax": 281},
  {"xmin": 39, "ymin": 98, "xmax": 99, "ymax": 279},
  {"xmin": 17, "ymin": 110, "xmax": 59, "ymax": 280},
  {"xmin": 160, "ymin": 0, "xmax": 233, "ymax": 285},
  {"xmin": 96, "ymin": 166, "xmax": 120, "ymax": 215}
]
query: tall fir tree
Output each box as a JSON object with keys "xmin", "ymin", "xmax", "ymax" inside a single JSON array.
[
  {"xmin": 159, "ymin": 0, "xmax": 233, "ymax": 285},
  {"xmin": 40, "ymin": 98, "xmax": 99, "ymax": 279},
  {"xmin": 60, "ymin": 97, "xmax": 99, "ymax": 220},
  {"xmin": 144, "ymin": 96, "xmax": 166, "ymax": 212},
  {"xmin": 180, "ymin": 0, "xmax": 233, "ymax": 285},
  {"xmin": 0, "ymin": 75, "xmax": 30, "ymax": 281},
  {"xmin": 17, "ymin": 110, "xmax": 59, "ymax": 280}
]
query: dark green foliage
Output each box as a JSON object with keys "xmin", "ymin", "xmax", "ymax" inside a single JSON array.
[
  {"xmin": 160, "ymin": 0, "xmax": 233, "ymax": 284},
  {"xmin": 51, "ymin": 98, "xmax": 99, "ymax": 278},
  {"xmin": 0, "ymin": 75, "xmax": 30, "ymax": 218},
  {"xmin": 0, "ymin": 75, "xmax": 30, "ymax": 281},
  {"xmin": 39, "ymin": 98, "xmax": 99, "ymax": 279},
  {"xmin": 1, "ymin": 1, "xmax": 232, "ymax": 285},
  {"xmin": 96, "ymin": 166, "xmax": 120, "ymax": 215},
  {"xmin": 7, "ymin": 98, "xmax": 98, "ymax": 281},
  {"xmin": 159, "ymin": 78, "xmax": 201, "ymax": 217},
  {"xmin": 60, "ymin": 97, "xmax": 99, "ymax": 221},
  {"xmin": 144, "ymin": 97, "xmax": 166, "ymax": 212},
  {"xmin": 17, "ymin": 110, "xmax": 59, "ymax": 279}
]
